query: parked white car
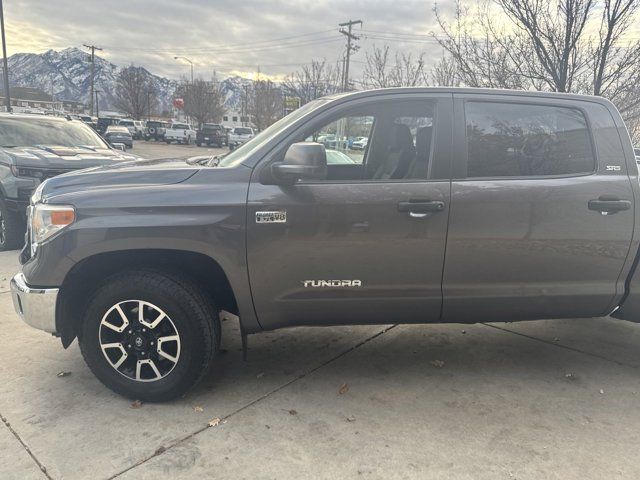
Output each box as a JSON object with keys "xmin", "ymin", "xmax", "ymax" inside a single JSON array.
[
  {"xmin": 352, "ymin": 136, "xmax": 368, "ymax": 150},
  {"xmin": 165, "ymin": 123, "xmax": 196, "ymax": 144},
  {"xmin": 228, "ymin": 127, "xmax": 255, "ymax": 149},
  {"xmin": 118, "ymin": 119, "xmax": 145, "ymax": 140}
]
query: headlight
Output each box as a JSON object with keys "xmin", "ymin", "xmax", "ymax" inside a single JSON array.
[
  {"xmin": 11, "ymin": 165, "xmax": 44, "ymax": 178},
  {"xmin": 31, "ymin": 204, "xmax": 75, "ymax": 249}
]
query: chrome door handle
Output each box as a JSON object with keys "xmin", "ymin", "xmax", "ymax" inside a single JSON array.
[{"xmin": 398, "ymin": 200, "xmax": 445, "ymax": 216}]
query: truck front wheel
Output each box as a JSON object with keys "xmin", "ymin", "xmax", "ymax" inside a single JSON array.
[{"xmin": 79, "ymin": 270, "xmax": 220, "ymax": 401}]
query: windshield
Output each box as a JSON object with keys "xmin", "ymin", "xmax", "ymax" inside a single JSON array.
[
  {"xmin": 0, "ymin": 117, "xmax": 109, "ymax": 148},
  {"xmin": 173, "ymin": 124, "xmax": 189, "ymax": 129},
  {"xmin": 234, "ymin": 128, "xmax": 252, "ymax": 135},
  {"xmin": 218, "ymin": 98, "xmax": 329, "ymax": 167}
]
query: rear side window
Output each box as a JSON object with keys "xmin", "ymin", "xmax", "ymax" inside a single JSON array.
[{"xmin": 465, "ymin": 102, "xmax": 595, "ymax": 178}]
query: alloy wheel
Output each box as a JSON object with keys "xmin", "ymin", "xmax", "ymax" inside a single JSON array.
[{"xmin": 99, "ymin": 300, "xmax": 181, "ymax": 382}]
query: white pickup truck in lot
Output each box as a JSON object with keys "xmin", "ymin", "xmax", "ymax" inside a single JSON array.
[
  {"xmin": 164, "ymin": 123, "xmax": 196, "ymax": 145},
  {"xmin": 228, "ymin": 126, "xmax": 255, "ymax": 150}
]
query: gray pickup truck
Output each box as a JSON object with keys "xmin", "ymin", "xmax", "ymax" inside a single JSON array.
[{"xmin": 11, "ymin": 88, "xmax": 640, "ymax": 401}]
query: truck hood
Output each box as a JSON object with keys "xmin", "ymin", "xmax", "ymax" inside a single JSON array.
[
  {"xmin": 5, "ymin": 145, "xmax": 139, "ymax": 169},
  {"xmin": 40, "ymin": 157, "xmax": 200, "ymax": 200}
]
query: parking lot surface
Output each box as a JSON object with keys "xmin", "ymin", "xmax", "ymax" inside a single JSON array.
[
  {"xmin": 130, "ymin": 139, "xmax": 227, "ymax": 160},
  {"xmin": 2, "ymin": 249, "xmax": 640, "ymax": 478}
]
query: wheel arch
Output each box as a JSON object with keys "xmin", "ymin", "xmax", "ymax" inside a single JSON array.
[{"xmin": 57, "ymin": 249, "xmax": 239, "ymax": 348}]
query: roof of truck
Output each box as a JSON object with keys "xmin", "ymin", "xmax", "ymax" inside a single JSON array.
[{"xmin": 327, "ymin": 87, "xmax": 614, "ymax": 107}]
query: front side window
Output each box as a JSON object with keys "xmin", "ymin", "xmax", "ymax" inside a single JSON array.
[
  {"xmin": 465, "ymin": 102, "xmax": 595, "ymax": 178},
  {"xmin": 296, "ymin": 100, "xmax": 435, "ymax": 182}
]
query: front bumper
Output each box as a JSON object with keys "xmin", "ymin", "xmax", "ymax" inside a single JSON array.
[{"xmin": 11, "ymin": 273, "xmax": 59, "ymax": 334}]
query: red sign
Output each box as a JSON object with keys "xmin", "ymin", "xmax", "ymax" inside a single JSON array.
[{"xmin": 173, "ymin": 98, "xmax": 184, "ymax": 109}]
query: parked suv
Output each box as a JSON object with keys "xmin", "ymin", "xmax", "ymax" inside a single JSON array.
[
  {"xmin": 144, "ymin": 121, "xmax": 168, "ymax": 141},
  {"xmin": 12, "ymin": 88, "xmax": 640, "ymax": 401},
  {"xmin": 0, "ymin": 113, "xmax": 138, "ymax": 250},
  {"xmin": 196, "ymin": 123, "xmax": 227, "ymax": 147}
]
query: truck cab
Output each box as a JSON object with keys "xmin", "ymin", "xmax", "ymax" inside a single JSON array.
[{"xmin": 10, "ymin": 88, "xmax": 640, "ymax": 401}]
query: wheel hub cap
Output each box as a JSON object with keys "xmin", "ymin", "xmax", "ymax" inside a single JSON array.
[{"xmin": 99, "ymin": 300, "xmax": 181, "ymax": 382}]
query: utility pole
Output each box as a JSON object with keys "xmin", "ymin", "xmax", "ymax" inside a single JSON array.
[
  {"xmin": 339, "ymin": 19, "xmax": 362, "ymax": 92},
  {"xmin": 0, "ymin": 0, "xmax": 11, "ymax": 112},
  {"xmin": 83, "ymin": 44, "xmax": 102, "ymax": 116},
  {"xmin": 94, "ymin": 89, "xmax": 100, "ymax": 118},
  {"xmin": 146, "ymin": 90, "xmax": 151, "ymax": 121}
]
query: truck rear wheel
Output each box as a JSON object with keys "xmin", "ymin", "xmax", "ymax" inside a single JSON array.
[
  {"xmin": 79, "ymin": 270, "xmax": 220, "ymax": 402},
  {"xmin": 0, "ymin": 197, "xmax": 24, "ymax": 251}
]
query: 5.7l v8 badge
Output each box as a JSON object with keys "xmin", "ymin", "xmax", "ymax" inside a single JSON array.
[{"xmin": 256, "ymin": 211, "xmax": 287, "ymax": 224}]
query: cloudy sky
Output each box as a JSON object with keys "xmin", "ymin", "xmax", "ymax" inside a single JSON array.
[
  {"xmin": 5, "ymin": 1, "xmax": 640, "ymax": 82},
  {"xmin": 5, "ymin": 0, "xmax": 451, "ymax": 81}
]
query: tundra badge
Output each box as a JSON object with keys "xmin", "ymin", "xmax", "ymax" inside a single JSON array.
[{"xmin": 256, "ymin": 211, "xmax": 287, "ymax": 224}]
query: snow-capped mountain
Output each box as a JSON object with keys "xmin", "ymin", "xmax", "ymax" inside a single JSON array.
[
  {"xmin": 219, "ymin": 76, "xmax": 256, "ymax": 111},
  {"xmin": 7, "ymin": 48, "xmax": 177, "ymax": 112},
  {"xmin": 5, "ymin": 48, "xmax": 276, "ymax": 115}
]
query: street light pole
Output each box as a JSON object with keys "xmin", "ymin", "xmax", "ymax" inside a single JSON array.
[
  {"xmin": 0, "ymin": 0, "xmax": 12, "ymax": 112},
  {"xmin": 174, "ymin": 56, "xmax": 194, "ymax": 83}
]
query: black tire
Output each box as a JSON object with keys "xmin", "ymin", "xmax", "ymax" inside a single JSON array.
[
  {"xmin": 0, "ymin": 197, "xmax": 24, "ymax": 251},
  {"xmin": 165, "ymin": 139, "xmax": 171, "ymax": 144},
  {"xmin": 196, "ymin": 142, "xmax": 201, "ymax": 147},
  {"xmin": 79, "ymin": 270, "xmax": 220, "ymax": 402}
]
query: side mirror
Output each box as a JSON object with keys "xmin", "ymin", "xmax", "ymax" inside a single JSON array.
[
  {"xmin": 111, "ymin": 143, "xmax": 126, "ymax": 151},
  {"xmin": 272, "ymin": 142, "xmax": 327, "ymax": 183}
]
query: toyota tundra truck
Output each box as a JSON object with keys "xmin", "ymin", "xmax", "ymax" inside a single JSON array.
[{"xmin": 11, "ymin": 88, "xmax": 640, "ymax": 401}]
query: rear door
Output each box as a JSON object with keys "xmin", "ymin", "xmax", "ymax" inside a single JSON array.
[
  {"xmin": 246, "ymin": 94, "xmax": 453, "ymax": 330},
  {"xmin": 442, "ymin": 94, "xmax": 635, "ymax": 322}
]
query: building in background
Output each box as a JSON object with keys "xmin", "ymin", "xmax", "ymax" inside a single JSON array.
[{"xmin": 0, "ymin": 86, "xmax": 86, "ymax": 114}]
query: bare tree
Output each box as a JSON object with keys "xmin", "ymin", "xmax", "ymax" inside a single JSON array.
[
  {"xmin": 362, "ymin": 45, "xmax": 428, "ymax": 88},
  {"xmin": 179, "ymin": 77, "xmax": 226, "ymax": 128},
  {"xmin": 283, "ymin": 59, "xmax": 341, "ymax": 105},
  {"xmin": 429, "ymin": 55, "xmax": 461, "ymax": 87},
  {"xmin": 249, "ymin": 80, "xmax": 283, "ymax": 131},
  {"xmin": 433, "ymin": 0, "xmax": 640, "ymax": 139},
  {"xmin": 114, "ymin": 66, "xmax": 157, "ymax": 119}
]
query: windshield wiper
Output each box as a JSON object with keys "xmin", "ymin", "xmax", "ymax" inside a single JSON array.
[{"xmin": 1, "ymin": 145, "xmax": 17, "ymax": 148}]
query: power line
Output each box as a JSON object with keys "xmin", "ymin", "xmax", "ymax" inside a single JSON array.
[{"xmin": 101, "ymin": 29, "xmax": 338, "ymax": 54}]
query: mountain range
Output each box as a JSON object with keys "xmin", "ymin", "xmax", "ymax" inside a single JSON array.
[{"xmin": 6, "ymin": 47, "xmax": 253, "ymax": 114}]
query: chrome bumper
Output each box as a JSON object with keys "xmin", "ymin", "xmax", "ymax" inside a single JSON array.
[{"xmin": 11, "ymin": 273, "xmax": 59, "ymax": 334}]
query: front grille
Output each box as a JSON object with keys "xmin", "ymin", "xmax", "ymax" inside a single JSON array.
[{"xmin": 17, "ymin": 188, "xmax": 33, "ymax": 202}]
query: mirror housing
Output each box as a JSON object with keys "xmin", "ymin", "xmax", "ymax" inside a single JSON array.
[{"xmin": 272, "ymin": 142, "xmax": 327, "ymax": 183}]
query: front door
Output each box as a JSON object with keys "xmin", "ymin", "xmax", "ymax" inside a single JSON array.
[
  {"xmin": 246, "ymin": 95, "xmax": 453, "ymax": 330},
  {"xmin": 442, "ymin": 95, "xmax": 635, "ymax": 322}
]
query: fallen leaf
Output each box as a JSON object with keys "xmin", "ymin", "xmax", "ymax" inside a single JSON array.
[
  {"xmin": 346, "ymin": 416, "xmax": 356, "ymax": 422},
  {"xmin": 553, "ymin": 337, "xmax": 560, "ymax": 342},
  {"xmin": 256, "ymin": 372, "xmax": 265, "ymax": 379},
  {"xmin": 430, "ymin": 360, "xmax": 445, "ymax": 368},
  {"xmin": 57, "ymin": 371, "xmax": 72, "ymax": 377},
  {"xmin": 338, "ymin": 383, "xmax": 349, "ymax": 395},
  {"xmin": 599, "ymin": 389, "xmax": 605, "ymax": 395},
  {"xmin": 461, "ymin": 330, "xmax": 466, "ymax": 334},
  {"xmin": 288, "ymin": 409, "xmax": 298, "ymax": 416},
  {"xmin": 130, "ymin": 400, "xmax": 143, "ymax": 409},
  {"xmin": 193, "ymin": 406, "xmax": 204, "ymax": 413},
  {"xmin": 565, "ymin": 373, "xmax": 575, "ymax": 380},
  {"xmin": 208, "ymin": 417, "xmax": 221, "ymax": 427}
]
